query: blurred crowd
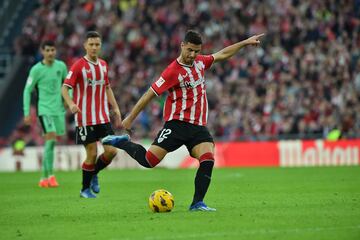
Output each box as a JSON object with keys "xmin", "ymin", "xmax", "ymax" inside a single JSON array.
[{"xmin": 9, "ymin": 0, "xmax": 360, "ymax": 145}]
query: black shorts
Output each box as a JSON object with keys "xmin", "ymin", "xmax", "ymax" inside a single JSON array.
[
  {"xmin": 75, "ymin": 123, "xmax": 114, "ymax": 145},
  {"xmin": 152, "ymin": 120, "xmax": 214, "ymax": 153}
]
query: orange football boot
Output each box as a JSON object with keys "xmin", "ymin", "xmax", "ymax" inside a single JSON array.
[
  {"xmin": 48, "ymin": 175, "xmax": 59, "ymax": 187},
  {"xmin": 38, "ymin": 178, "xmax": 49, "ymax": 188}
]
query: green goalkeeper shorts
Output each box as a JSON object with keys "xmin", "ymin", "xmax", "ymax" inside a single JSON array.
[{"xmin": 39, "ymin": 115, "xmax": 66, "ymax": 136}]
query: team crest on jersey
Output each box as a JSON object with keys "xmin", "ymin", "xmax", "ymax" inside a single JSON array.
[
  {"xmin": 155, "ymin": 77, "xmax": 165, "ymax": 87},
  {"xmin": 56, "ymin": 70, "xmax": 61, "ymax": 77}
]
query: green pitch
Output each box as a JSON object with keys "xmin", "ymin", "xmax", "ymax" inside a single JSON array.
[{"xmin": 0, "ymin": 167, "xmax": 359, "ymax": 240}]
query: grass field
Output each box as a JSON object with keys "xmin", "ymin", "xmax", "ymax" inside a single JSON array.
[{"xmin": 0, "ymin": 166, "xmax": 359, "ymax": 240}]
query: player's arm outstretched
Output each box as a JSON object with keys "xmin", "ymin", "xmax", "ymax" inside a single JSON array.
[
  {"xmin": 122, "ymin": 88, "xmax": 156, "ymax": 131},
  {"xmin": 212, "ymin": 33, "xmax": 264, "ymax": 63}
]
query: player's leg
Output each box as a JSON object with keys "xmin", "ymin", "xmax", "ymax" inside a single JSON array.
[
  {"xmin": 101, "ymin": 138, "xmax": 167, "ymax": 168},
  {"xmin": 88, "ymin": 123, "xmax": 127, "ymax": 193},
  {"xmin": 80, "ymin": 142, "xmax": 98, "ymax": 198},
  {"xmin": 186, "ymin": 124, "xmax": 216, "ymax": 211},
  {"xmin": 76, "ymin": 125, "xmax": 98, "ymax": 198},
  {"xmin": 101, "ymin": 136, "xmax": 153, "ymax": 167},
  {"xmin": 102, "ymin": 121, "xmax": 182, "ymax": 168},
  {"xmin": 94, "ymin": 145, "xmax": 117, "ymax": 174},
  {"xmin": 93, "ymin": 123, "xmax": 119, "ymax": 175},
  {"xmin": 38, "ymin": 115, "xmax": 57, "ymax": 188},
  {"xmin": 189, "ymin": 142, "xmax": 216, "ymax": 211},
  {"xmin": 89, "ymin": 144, "xmax": 117, "ymax": 194},
  {"xmin": 146, "ymin": 145, "xmax": 168, "ymax": 167},
  {"xmin": 47, "ymin": 114, "xmax": 66, "ymax": 187},
  {"xmin": 44, "ymin": 132, "xmax": 57, "ymax": 187}
]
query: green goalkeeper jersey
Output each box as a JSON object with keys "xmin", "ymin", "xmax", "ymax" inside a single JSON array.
[{"xmin": 23, "ymin": 60, "xmax": 68, "ymax": 116}]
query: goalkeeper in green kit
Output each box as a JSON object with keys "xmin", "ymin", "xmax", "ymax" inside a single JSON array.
[{"xmin": 23, "ymin": 40, "xmax": 68, "ymax": 188}]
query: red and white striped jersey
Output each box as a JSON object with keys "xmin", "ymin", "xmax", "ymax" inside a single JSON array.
[
  {"xmin": 151, "ymin": 55, "xmax": 214, "ymax": 126},
  {"xmin": 63, "ymin": 57, "xmax": 110, "ymax": 127}
]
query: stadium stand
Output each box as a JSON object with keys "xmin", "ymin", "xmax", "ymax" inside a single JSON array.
[
  {"xmin": 3, "ymin": 0, "xmax": 360, "ymax": 146},
  {"xmin": 0, "ymin": 1, "xmax": 37, "ymax": 146}
]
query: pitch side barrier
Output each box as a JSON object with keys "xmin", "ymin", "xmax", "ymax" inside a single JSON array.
[{"xmin": 0, "ymin": 139, "xmax": 359, "ymax": 171}]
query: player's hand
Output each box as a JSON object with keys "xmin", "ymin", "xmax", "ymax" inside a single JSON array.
[
  {"xmin": 122, "ymin": 116, "xmax": 133, "ymax": 133},
  {"xmin": 69, "ymin": 103, "xmax": 81, "ymax": 114},
  {"xmin": 245, "ymin": 33, "xmax": 265, "ymax": 46},
  {"xmin": 24, "ymin": 116, "xmax": 31, "ymax": 125}
]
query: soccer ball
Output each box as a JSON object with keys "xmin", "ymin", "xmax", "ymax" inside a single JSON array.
[{"xmin": 148, "ymin": 189, "xmax": 174, "ymax": 213}]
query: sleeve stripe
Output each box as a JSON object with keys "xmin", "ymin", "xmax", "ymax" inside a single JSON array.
[{"xmin": 150, "ymin": 86, "xmax": 159, "ymax": 96}]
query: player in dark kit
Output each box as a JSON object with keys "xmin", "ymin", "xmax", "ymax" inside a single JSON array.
[
  {"xmin": 103, "ymin": 30, "xmax": 264, "ymax": 210},
  {"xmin": 62, "ymin": 31, "xmax": 129, "ymax": 198}
]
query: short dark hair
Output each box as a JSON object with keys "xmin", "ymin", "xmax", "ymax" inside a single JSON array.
[
  {"xmin": 183, "ymin": 30, "xmax": 202, "ymax": 45},
  {"xmin": 40, "ymin": 40, "xmax": 55, "ymax": 49},
  {"xmin": 85, "ymin": 31, "xmax": 102, "ymax": 40}
]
